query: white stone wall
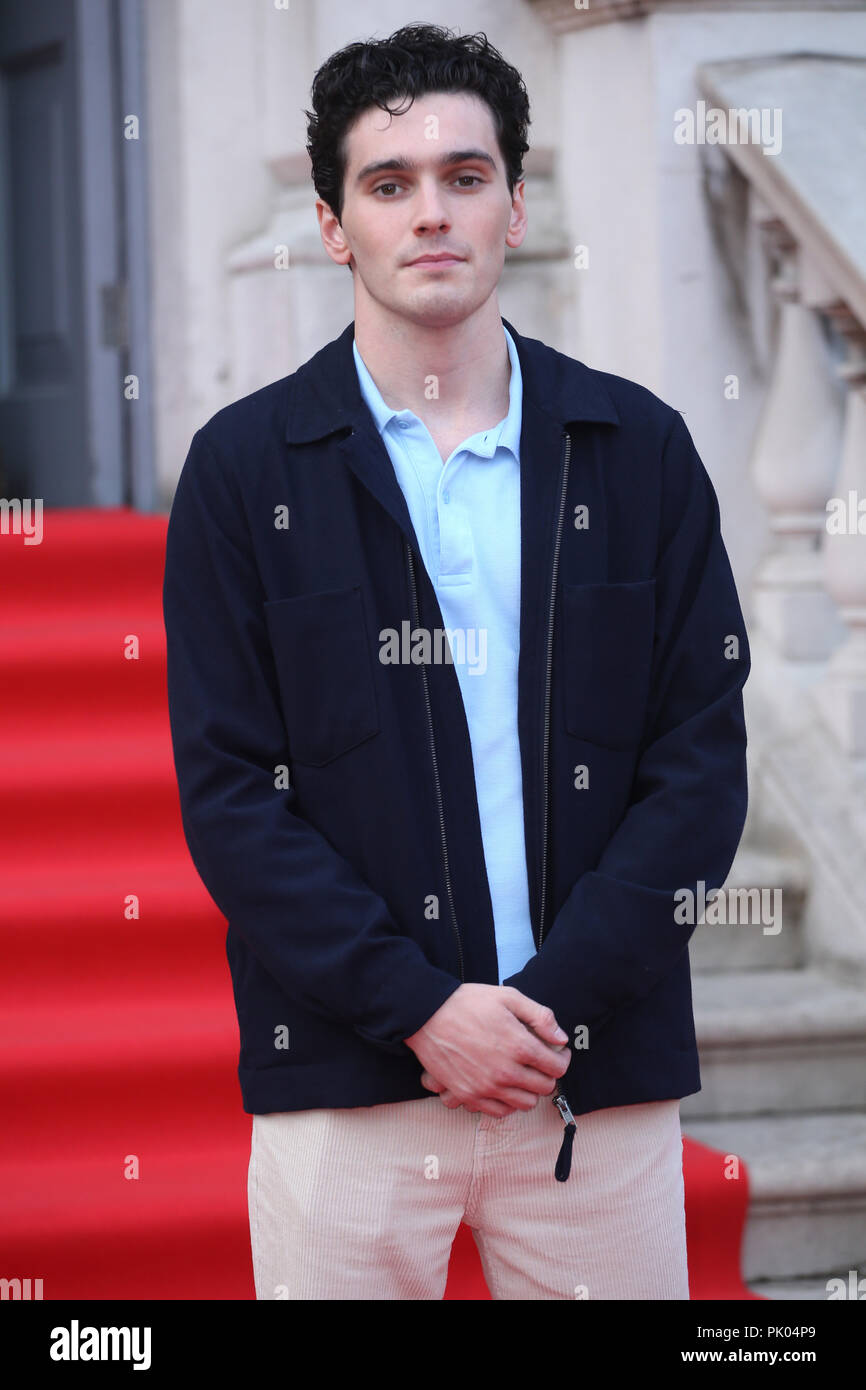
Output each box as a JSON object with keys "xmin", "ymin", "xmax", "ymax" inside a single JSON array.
[
  {"xmin": 144, "ymin": 0, "xmax": 559, "ymax": 502},
  {"xmin": 143, "ymin": 0, "xmax": 866, "ymax": 617}
]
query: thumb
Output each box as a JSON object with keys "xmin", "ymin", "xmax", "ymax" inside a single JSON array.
[{"xmin": 502, "ymin": 988, "xmax": 568, "ymax": 1045}]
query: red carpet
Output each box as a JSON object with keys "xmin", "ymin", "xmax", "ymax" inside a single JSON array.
[{"xmin": 0, "ymin": 508, "xmax": 760, "ymax": 1299}]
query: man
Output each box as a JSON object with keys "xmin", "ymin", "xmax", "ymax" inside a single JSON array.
[{"xmin": 163, "ymin": 23, "xmax": 749, "ymax": 1300}]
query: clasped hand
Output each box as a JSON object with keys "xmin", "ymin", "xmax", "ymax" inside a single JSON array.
[{"xmin": 402, "ymin": 982, "xmax": 571, "ymax": 1119}]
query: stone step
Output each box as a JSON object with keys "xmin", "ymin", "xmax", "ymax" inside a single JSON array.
[
  {"xmin": 688, "ymin": 845, "xmax": 808, "ymax": 973},
  {"xmin": 682, "ymin": 966, "xmax": 866, "ymax": 1119},
  {"xmin": 681, "ymin": 1112, "xmax": 866, "ymax": 1281},
  {"xmin": 748, "ymin": 1266, "xmax": 865, "ymax": 1301}
]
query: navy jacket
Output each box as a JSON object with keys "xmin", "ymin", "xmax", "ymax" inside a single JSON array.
[{"xmin": 163, "ymin": 316, "xmax": 749, "ymax": 1129}]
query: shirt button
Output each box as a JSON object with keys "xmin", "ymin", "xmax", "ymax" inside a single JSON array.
[
  {"xmin": 397, "ymin": 420, "xmax": 409, "ymax": 429},
  {"xmin": 442, "ymin": 490, "xmax": 450, "ymax": 503}
]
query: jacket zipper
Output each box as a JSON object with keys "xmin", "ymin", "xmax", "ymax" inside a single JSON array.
[
  {"xmin": 405, "ymin": 541, "xmax": 465, "ymax": 983},
  {"xmin": 539, "ymin": 430, "xmax": 577, "ymax": 1181}
]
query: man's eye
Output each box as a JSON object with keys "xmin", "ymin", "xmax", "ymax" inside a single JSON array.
[{"xmin": 372, "ymin": 174, "xmax": 483, "ymax": 196}]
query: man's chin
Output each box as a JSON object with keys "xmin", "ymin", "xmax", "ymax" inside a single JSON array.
[{"xmin": 395, "ymin": 294, "xmax": 480, "ymax": 330}]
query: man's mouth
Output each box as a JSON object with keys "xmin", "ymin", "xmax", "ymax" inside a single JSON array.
[{"xmin": 407, "ymin": 254, "xmax": 464, "ymax": 268}]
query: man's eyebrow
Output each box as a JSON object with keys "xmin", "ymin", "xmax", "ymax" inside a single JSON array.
[{"xmin": 354, "ymin": 148, "xmax": 498, "ymax": 184}]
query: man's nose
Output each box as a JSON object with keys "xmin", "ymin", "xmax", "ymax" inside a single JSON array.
[{"xmin": 411, "ymin": 177, "xmax": 451, "ymax": 233}]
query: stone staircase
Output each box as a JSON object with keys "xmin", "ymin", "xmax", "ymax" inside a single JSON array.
[{"xmin": 682, "ymin": 843, "xmax": 866, "ymax": 1299}]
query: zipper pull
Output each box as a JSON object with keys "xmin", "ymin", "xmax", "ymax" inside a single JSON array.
[{"xmin": 552, "ymin": 1088, "xmax": 577, "ymax": 1182}]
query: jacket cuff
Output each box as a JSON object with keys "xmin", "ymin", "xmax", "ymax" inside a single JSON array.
[{"xmin": 353, "ymin": 970, "xmax": 462, "ymax": 1055}]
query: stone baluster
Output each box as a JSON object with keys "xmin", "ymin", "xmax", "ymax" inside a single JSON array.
[
  {"xmin": 814, "ymin": 316, "xmax": 866, "ymax": 756},
  {"xmin": 750, "ymin": 230, "xmax": 846, "ymax": 662}
]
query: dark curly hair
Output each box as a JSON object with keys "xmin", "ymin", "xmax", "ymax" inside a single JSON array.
[{"xmin": 305, "ymin": 23, "xmax": 531, "ymax": 223}]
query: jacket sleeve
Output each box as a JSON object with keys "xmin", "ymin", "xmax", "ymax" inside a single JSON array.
[
  {"xmin": 162, "ymin": 427, "xmax": 461, "ymax": 1054},
  {"xmin": 502, "ymin": 409, "xmax": 750, "ymax": 1035}
]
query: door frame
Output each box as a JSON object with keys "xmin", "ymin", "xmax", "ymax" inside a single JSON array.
[{"xmin": 76, "ymin": 0, "xmax": 154, "ymax": 509}]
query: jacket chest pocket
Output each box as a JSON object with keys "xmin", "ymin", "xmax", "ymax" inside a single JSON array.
[
  {"xmin": 264, "ymin": 585, "xmax": 380, "ymax": 766},
  {"xmin": 561, "ymin": 579, "xmax": 656, "ymax": 750}
]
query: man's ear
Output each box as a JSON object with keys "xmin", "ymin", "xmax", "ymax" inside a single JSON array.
[{"xmin": 315, "ymin": 196, "xmax": 353, "ymax": 269}]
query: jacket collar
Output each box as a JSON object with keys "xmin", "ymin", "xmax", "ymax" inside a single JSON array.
[{"xmin": 283, "ymin": 316, "xmax": 620, "ymax": 445}]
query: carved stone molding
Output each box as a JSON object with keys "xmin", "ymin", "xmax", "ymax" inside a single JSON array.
[{"xmin": 527, "ymin": 0, "xmax": 866, "ymax": 36}]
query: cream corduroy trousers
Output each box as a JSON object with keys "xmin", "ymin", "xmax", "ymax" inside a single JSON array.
[{"xmin": 247, "ymin": 1093, "xmax": 689, "ymax": 1300}]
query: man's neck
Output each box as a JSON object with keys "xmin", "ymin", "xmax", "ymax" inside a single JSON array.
[{"xmin": 353, "ymin": 301, "xmax": 511, "ymax": 437}]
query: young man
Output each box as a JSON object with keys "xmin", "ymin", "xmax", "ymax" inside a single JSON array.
[{"xmin": 163, "ymin": 24, "xmax": 750, "ymax": 1300}]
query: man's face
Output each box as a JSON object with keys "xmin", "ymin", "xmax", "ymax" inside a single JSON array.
[{"xmin": 316, "ymin": 90, "xmax": 527, "ymax": 329}]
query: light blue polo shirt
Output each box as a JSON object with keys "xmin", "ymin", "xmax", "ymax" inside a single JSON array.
[{"xmin": 353, "ymin": 326, "xmax": 536, "ymax": 983}]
